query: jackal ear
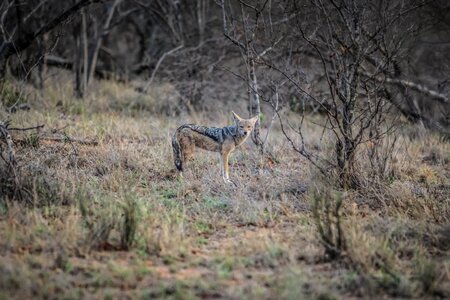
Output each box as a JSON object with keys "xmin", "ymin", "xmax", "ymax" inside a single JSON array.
[
  {"xmin": 232, "ymin": 111, "xmax": 242, "ymax": 123},
  {"xmin": 250, "ymin": 115, "xmax": 259, "ymax": 125}
]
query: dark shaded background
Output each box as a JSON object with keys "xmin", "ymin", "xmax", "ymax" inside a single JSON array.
[{"xmin": 0, "ymin": 0, "xmax": 449, "ymax": 133}]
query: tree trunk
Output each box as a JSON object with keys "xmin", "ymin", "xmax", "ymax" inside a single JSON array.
[
  {"xmin": 248, "ymin": 58, "xmax": 262, "ymax": 146},
  {"xmin": 86, "ymin": 0, "xmax": 121, "ymax": 86},
  {"xmin": 81, "ymin": 9, "xmax": 89, "ymax": 93},
  {"xmin": 74, "ymin": 22, "xmax": 84, "ymax": 98}
]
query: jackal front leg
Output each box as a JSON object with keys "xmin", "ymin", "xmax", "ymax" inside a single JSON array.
[{"xmin": 221, "ymin": 151, "xmax": 232, "ymax": 184}]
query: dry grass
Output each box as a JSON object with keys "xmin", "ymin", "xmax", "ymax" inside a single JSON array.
[{"xmin": 0, "ymin": 77, "xmax": 449, "ymax": 299}]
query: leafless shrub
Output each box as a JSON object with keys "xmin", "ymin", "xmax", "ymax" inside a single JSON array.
[
  {"xmin": 0, "ymin": 120, "xmax": 61, "ymax": 205},
  {"xmin": 218, "ymin": 0, "xmax": 448, "ymax": 190}
]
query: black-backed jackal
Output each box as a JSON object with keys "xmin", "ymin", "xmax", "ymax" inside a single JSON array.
[{"xmin": 172, "ymin": 112, "xmax": 258, "ymax": 183}]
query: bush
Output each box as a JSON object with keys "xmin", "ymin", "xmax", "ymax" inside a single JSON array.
[
  {"xmin": 78, "ymin": 190, "xmax": 140, "ymax": 251},
  {"xmin": 120, "ymin": 195, "xmax": 139, "ymax": 250},
  {"xmin": 312, "ymin": 188, "xmax": 346, "ymax": 260}
]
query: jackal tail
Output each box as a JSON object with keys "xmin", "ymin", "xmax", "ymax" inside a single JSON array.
[{"xmin": 172, "ymin": 129, "xmax": 183, "ymax": 172}]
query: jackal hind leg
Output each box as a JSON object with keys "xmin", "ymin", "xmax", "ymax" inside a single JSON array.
[
  {"xmin": 180, "ymin": 136, "xmax": 195, "ymax": 161},
  {"xmin": 177, "ymin": 135, "xmax": 195, "ymax": 179}
]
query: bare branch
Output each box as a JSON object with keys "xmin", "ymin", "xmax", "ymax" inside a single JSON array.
[
  {"xmin": 8, "ymin": 124, "xmax": 45, "ymax": 131},
  {"xmin": 0, "ymin": 0, "xmax": 102, "ymax": 61},
  {"xmin": 142, "ymin": 44, "xmax": 184, "ymax": 92},
  {"xmin": 383, "ymin": 77, "xmax": 449, "ymax": 105}
]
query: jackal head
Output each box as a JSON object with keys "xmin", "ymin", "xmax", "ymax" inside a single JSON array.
[{"xmin": 232, "ymin": 111, "xmax": 259, "ymax": 137}]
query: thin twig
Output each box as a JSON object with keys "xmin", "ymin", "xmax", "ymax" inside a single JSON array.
[
  {"xmin": 8, "ymin": 124, "xmax": 45, "ymax": 131},
  {"xmin": 40, "ymin": 136, "xmax": 98, "ymax": 146}
]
